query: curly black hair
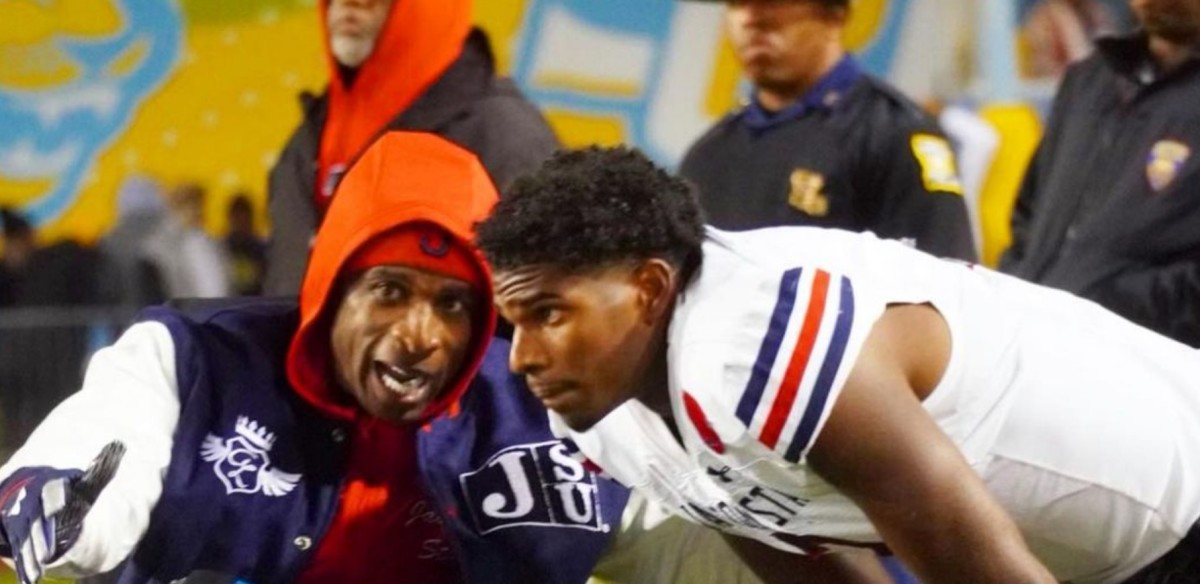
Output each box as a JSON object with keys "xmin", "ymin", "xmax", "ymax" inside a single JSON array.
[{"xmin": 476, "ymin": 145, "xmax": 705, "ymax": 276}]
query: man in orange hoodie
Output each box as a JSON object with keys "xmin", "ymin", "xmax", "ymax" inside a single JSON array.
[
  {"xmin": 264, "ymin": 0, "xmax": 559, "ymax": 295},
  {"xmin": 0, "ymin": 132, "xmax": 625, "ymax": 584}
]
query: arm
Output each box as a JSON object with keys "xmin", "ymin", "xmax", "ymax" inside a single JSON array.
[
  {"xmin": 806, "ymin": 304, "xmax": 1055, "ymax": 584},
  {"xmin": 0, "ymin": 322, "xmax": 182, "ymax": 580},
  {"xmin": 722, "ymin": 533, "xmax": 896, "ymax": 584},
  {"xmin": 468, "ymin": 90, "xmax": 560, "ymax": 193},
  {"xmin": 871, "ymin": 126, "xmax": 978, "ymax": 262}
]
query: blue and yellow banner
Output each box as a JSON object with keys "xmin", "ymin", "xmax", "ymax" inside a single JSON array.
[{"xmin": 0, "ymin": 0, "xmax": 907, "ymax": 243}]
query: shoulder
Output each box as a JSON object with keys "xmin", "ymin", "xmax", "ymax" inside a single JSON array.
[
  {"xmin": 1057, "ymin": 50, "xmax": 1114, "ymax": 96},
  {"xmin": 843, "ymin": 75, "xmax": 940, "ymax": 134},
  {"xmin": 469, "ymin": 83, "xmax": 558, "ymax": 144},
  {"xmin": 473, "ymin": 338, "xmax": 521, "ymax": 390},
  {"xmin": 672, "ymin": 231, "xmax": 889, "ymax": 462},
  {"xmin": 451, "ymin": 32, "xmax": 557, "ymax": 146},
  {"xmin": 274, "ymin": 92, "xmax": 327, "ymax": 158},
  {"xmin": 136, "ymin": 298, "xmax": 299, "ymax": 356},
  {"xmin": 682, "ymin": 112, "xmax": 745, "ymax": 165},
  {"xmin": 443, "ymin": 338, "xmax": 537, "ymax": 419}
]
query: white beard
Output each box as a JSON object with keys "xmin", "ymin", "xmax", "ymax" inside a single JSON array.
[{"xmin": 330, "ymin": 33, "xmax": 377, "ymax": 68}]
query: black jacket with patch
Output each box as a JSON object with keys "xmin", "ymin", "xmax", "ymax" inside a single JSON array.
[
  {"xmin": 680, "ymin": 70, "xmax": 976, "ymax": 262},
  {"xmin": 1000, "ymin": 34, "xmax": 1200, "ymax": 346}
]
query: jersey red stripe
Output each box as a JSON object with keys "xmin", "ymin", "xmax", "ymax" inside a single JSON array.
[{"xmin": 759, "ymin": 269, "xmax": 830, "ymax": 448}]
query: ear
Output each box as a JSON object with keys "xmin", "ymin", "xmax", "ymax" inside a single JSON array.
[{"xmin": 631, "ymin": 259, "xmax": 678, "ymax": 325}]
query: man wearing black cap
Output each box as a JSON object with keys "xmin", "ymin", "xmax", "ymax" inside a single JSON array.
[{"xmin": 680, "ymin": 0, "xmax": 976, "ymax": 262}]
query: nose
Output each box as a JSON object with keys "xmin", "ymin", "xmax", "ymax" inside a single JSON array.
[
  {"xmin": 509, "ymin": 327, "xmax": 547, "ymax": 376},
  {"xmin": 388, "ymin": 302, "xmax": 440, "ymax": 363}
]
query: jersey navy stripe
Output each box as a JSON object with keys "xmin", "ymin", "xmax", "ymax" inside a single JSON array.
[
  {"xmin": 736, "ymin": 268, "xmax": 804, "ymax": 426},
  {"xmin": 785, "ymin": 276, "xmax": 855, "ymax": 463}
]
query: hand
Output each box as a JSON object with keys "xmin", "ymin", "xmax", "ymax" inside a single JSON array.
[{"xmin": 0, "ymin": 441, "xmax": 125, "ymax": 584}]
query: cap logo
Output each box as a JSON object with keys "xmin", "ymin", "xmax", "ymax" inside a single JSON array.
[{"xmin": 420, "ymin": 231, "xmax": 450, "ymax": 257}]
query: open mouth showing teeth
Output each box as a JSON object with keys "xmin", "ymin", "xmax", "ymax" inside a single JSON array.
[{"xmin": 374, "ymin": 361, "xmax": 430, "ymax": 400}]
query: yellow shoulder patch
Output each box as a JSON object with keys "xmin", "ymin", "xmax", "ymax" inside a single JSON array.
[{"xmin": 910, "ymin": 134, "xmax": 964, "ymax": 195}]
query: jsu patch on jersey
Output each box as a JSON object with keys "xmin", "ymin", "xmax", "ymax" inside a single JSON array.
[{"xmin": 459, "ymin": 440, "xmax": 609, "ymax": 535}]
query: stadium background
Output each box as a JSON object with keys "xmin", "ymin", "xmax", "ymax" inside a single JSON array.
[{"xmin": 0, "ymin": 1, "xmax": 1130, "ymax": 580}]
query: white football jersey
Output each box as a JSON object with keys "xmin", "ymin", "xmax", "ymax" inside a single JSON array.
[{"xmin": 553, "ymin": 227, "xmax": 1200, "ymax": 584}]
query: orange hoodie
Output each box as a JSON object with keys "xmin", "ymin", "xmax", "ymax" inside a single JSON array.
[
  {"xmin": 287, "ymin": 131, "xmax": 498, "ymax": 583},
  {"xmin": 316, "ymin": 0, "xmax": 473, "ymax": 212}
]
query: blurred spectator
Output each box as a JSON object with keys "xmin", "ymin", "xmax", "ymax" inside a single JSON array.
[
  {"xmin": 1021, "ymin": 0, "xmax": 1115, "ymax": 80},
  {"xmin": 145, "ymin": 182, "xmax": 231, "ymax": 300},
  {"xmin": 1000, "ymin": 0, "xmax": 1200, "ymax": 346},
  {"xmin": 0, "ymin": 206, "xmax": 107, "ymax": 457},
  {"xmin": 225, "ymin": 193, "xmax": 267, "ymax": 296},
  {"xmin": 97, "ymin": 175, "xmax": 170, "ymax": 309},
  {"xmin": 0, "ymin": 207, "xmax": 33, "ymax": 307},
  {"xmin": 263, "ymin": 0, "xmax": 559, "ymax": 295},
  {"xmin": 0, "ymin": 207, "xmax": 104, "ymax": 308},
  {"xmin": 679, "ymin": 0, "xmax": 977, "ymax": 262}
]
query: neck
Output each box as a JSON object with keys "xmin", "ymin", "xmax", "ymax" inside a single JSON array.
[
  {"xmin": 633, "ymin": 307, "xmax": 675, "ymax": 419},
  {"xmin": 755, "ymin": 44, "xmax": 845, "ymax": 112},
  {"xmin": 1149, "ymin": 34, "xmax": 1197, "ymax": 73}
]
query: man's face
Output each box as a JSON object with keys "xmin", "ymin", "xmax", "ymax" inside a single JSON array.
[
  {"xmin": 1130, "ymin": 0, "xmax": 1200, "ymax": 44},
  {"xmin": 725, "ymin": 0, "xmax": 843, "ymax": 92},
  {"xmin": 495, "ymin": 264, "xmax": 656, "ymax": 431},
  {"xmin": 327, "ymin": 0, "xmax": 395, "ymax": 68},
  {"xmin": 330, "ymin": 264, "xmax": 479, "ymax": 424}
]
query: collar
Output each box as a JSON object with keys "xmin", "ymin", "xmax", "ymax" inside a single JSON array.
[
  {"xmin": 1096, "ymin": 31, "xmax": 1200, "ymax": 86},
  {"xmin": 740, "ymin": 55, "xmax": 861, "ymax": 132}
]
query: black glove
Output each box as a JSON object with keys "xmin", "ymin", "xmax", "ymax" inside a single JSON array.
[{"xmin": 0, "ymin": 441, "xmax": 126, "ymax": 584}]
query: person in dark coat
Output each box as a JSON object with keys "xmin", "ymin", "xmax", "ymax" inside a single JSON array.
[
  {"xmin": 0, "ymin": 133, "xmax": 625, "ymax": 584},
  {"xmin": 1000, "ymin": 0, "xmax": 1200, "ymax": 347},
  {"xmin": 264, "ymin": 0, "xmax": 559, "ymax": 296},
  {"xmin": 679, "ymin": 0, "xmax": 977, "ymax": 263}
]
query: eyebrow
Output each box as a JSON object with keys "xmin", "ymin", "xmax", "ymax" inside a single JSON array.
[
  {"xmin": 500, "ymin": 290, "xmax": 562, "ymax": 309},
  {"xmin": 370, "ymin": 266, "xmax": 414, "ymax": 280}
]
